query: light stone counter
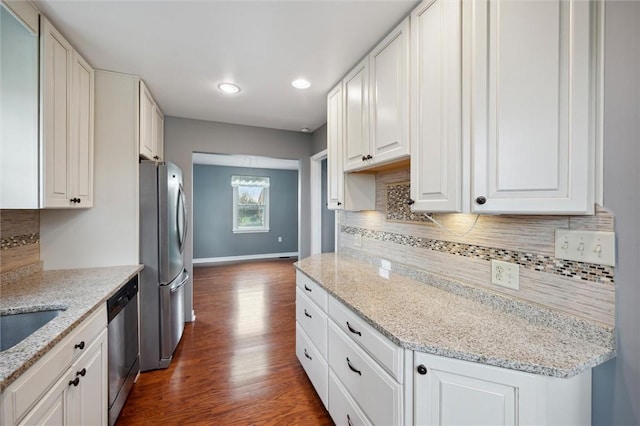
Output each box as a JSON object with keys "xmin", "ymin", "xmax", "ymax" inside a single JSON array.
[
  {"xmin": 0, "ymin": 265, "xmax": 143, "ymax": 391},
  {"xmin": 295, "ymin": 253, "xmax": 615, "ymax": 378}
]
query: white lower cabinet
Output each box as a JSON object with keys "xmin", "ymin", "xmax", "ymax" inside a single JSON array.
[
  {"xmin": 328, "ymin": 321, "xmax": 403, "ymax": 425},
  {"xmin": 328, "ymin": 370, "xmax": 371, "ymax": 426},
  {"xmin": 296, "ymin": 324, "xmax": 328, "ymax": 407},
  {"xmin": 19, "ymin": 329, "xmax": 107, "ymax": 426},
  {"xmin": 414, "ymin": 352, "xmax": 592, "ymax": 426},
  {"xmin": 2, "ymin": 306, "xmax": 108, "ymax": 426}
]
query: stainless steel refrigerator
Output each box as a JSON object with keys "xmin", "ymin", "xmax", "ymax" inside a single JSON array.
[{"xmin": 139, "ymin": 160, "xmax": 189, "ymax": 371}]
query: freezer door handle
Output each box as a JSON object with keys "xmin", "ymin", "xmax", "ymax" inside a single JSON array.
[{"xmin": 170, "ymin": 270, "xmax": 189, "ymax": 293}]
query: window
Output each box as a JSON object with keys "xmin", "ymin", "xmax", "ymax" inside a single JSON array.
[{"xmin": 232, "ymin": 175, "xmax": 270, "ymax": 233}]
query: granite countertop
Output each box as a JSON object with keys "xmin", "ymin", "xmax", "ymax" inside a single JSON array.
[
  {"xmin": 0, "ymin": 265, "xmax": 143, "ymax": 391},
  {"xmin": 295, "ymin": 253, "xmax": 615, "ymax": 378}
]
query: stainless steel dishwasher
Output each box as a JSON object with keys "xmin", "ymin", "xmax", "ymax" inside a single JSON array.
[{"xmin": 107, "ymin": 275, "xmax": 139, "ymax": 426}]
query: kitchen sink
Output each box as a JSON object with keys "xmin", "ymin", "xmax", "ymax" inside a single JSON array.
[{"xmin": 0, "ymin": 309, "xmax": 65, "ymax": 351}]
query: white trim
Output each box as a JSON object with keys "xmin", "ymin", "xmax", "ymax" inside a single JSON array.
[
  {"xmin": 232, "ymin": 228, "xmax": 270, "ymax": 234},
  {"xmin": 232, "ymin": 176, "xmax": 270, "ymax": 232},
  {"xmin": 193, "ymin": 152, "xmax": 299, "ymax": 170},
  {"xmin": 310, "ymin": 150, "xmax": 327, "ymax": 255},
  {"xmin": 193, "ymin": 252, "xmax": 299, "ymax": 265}
]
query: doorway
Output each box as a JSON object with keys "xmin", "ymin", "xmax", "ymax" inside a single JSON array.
[{"xmin": 310, "ymin": 150, "xmax": 336, "ymax": 255}]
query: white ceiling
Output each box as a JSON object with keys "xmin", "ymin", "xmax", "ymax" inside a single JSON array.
[{"xmin": 34, "ymin": 0, "xmax": 419, "ymax": 133}]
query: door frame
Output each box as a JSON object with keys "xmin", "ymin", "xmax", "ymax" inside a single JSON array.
[{"xmin": 310, "ymin": 149, "xmax": 327, "ymax": 255}]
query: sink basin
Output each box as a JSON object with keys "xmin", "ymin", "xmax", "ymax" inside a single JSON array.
[{"xmin": 0, "ymin": 309, "xmax": 64, "ymax": 351}]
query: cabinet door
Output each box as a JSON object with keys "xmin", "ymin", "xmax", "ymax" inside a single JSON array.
[
  {"xmin": 154, "ymin": 105, "xmax": 164, "ymax": 161},
  {"xmin": 343, "ymin": 59, "xmax": 369, "ymax": 172},
  {"xmin": 410, "ymin": 0, "xmax": 462, "ymax": 213},
  {"xmin": 327, "ymin": 82, "xmax": 344, "ymax": 210},
  {"xmin": 41, "ymin": 17, "xmax": 73, "ymax": 208},
  {"xmin": 67, "ymin": 329, "xmax": 108, "ymax": 426},
  {"xmin": 414, "ymin": 352, "xmax": 538, "ymax": 426},
  {"xmin": 139, "ymin": 81, "xmax": 155, "ymax": 160},
  {"xmin": 369, "ymin": 18, "xmax": 410, "ymax": 165},
  {"xmin": 471, "ymin": 0, "xmax": 594, "ymax": 214},
  {"xmin": 18, "ymin": 370, "xmax": 72, "ymax": 426},
  {"xmin": 69, "ymin": 52, "xmax": 94, "ymax": 207}
]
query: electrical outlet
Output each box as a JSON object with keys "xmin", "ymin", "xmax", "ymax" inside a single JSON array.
[
  {"xmin": 491, "ymin": 260, "xmax": 519, "ymax": 290},
  {"xmin": 380, "ymin": 259, "xmax": 391, "ymax": 271},
  {"xmin": 554, "ymin": 229, "xmax": 615, "ymax": 266},
  {"xmin": 379, "ymin": 267, "xmax": 389, "ymax": 279},
  {"xmin": 354, "ymin": 234, "xmax": 362, "ymax": 248},
  {"xmin": 277, "ymin": 236, "xmax": 282, "ymax": 243}
]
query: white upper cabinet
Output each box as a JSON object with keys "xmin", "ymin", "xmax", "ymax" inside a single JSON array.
[
  {"xmin": 41, "ymin": 16, "xmax": 94, "ymax": 208},
  {"xmin": 327, "ymin": 82, "xmax": 344, "ymax": 210},
  {"xmin": 154, "ymin": 105, "xmax": 164, "ymax": 161},
  {"xmin": 369, "ymin": 18, "xmax": 410, "ymax": 165},
  {"xmin": 343, "ymin": 59, "xmax": 369, "ymax": 172},
  {"xmin": 139, "ymin": 80, "xmax": 161, "ymax": 160},
  {"xmin": 69, "ymin": 52, "xmax": 94, "ymax": 207},
  {"xmin": 470, "ymin": 0, "xmax": 595, "ymax": 214},
  {"xmin": 410, "ymin": 0, "xmax": 462, "ymax": 212}
]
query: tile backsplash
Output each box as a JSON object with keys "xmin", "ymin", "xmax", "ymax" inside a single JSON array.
[
  {"xmin": 0, "ymin": 210, "xmax": 40, "ymax": 274},
  {"xmin": 339, "ymin": 167, "xmax": 616, "ymax": 327}
]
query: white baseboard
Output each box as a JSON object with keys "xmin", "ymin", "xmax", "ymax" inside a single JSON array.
[{"xmin": 193, "ymin": 252, "xmax": 299, "ymax": 266}]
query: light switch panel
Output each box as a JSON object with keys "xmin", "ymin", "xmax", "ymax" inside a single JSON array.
[{"xmin": 554, "ymin": 229, "xmax": 616, "ymax": 266}]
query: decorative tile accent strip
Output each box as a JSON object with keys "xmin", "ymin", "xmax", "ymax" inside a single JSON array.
[
  {"xmin": 339, "ymin": 247, "xmax": 615, "ymax": 350},
  {"xmin": 341, "ymin": 226, "xmax": 615, "ymax": 285},
  {"xmin": 386, "ymin": 182, "xmax": 433, "ymax": 223},
  {"xmin": 1, "ymin": 233, "xmax": 39, "ymax": 250}
]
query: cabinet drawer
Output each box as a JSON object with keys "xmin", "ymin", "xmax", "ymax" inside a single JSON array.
[
  {"xmin": 296, "ymin": 271, "xmax": 327, "ymax": 311},
  {"xmin": 328, "ymin": 370, "xmax": 371, "ymax": 426},
  {"xmin": 296, "ymin": 289, "xmax": 328, "ymax": 358},
  {"xmin": 328, "ymin": 321, "xmax": 402, "ymax": 426},
  {"xmin": 295, "ymin": 323, "xmax": 328, "ymax": 408},
  {"xmin": 329, "ymin": 297, "xmax": 403, "ymax": 381},
  {"xmin": 3, "ymin": 305, "xmax": 107, "ymax": 425}
]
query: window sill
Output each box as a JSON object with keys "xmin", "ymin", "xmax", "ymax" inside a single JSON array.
[{"xmin": 232, "ymin": 228, "xmax": 271, "ymax": 234}]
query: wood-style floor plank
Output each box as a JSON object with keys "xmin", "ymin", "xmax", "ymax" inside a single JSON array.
[{"xmin": 116, "ymin": 259, "xmax": 333, "ymax": 425}]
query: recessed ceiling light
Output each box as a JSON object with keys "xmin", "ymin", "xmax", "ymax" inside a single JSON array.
[
  {"xmin": 292, "ymin": 79, "xmax": 311, "ymax": 89},
  {"xmin": 218, "ymin": 83, "xmax": 241, "ymax": 94},
  {"xmin": 300, "ymin": 128, "xmax": 310, "ymax": 133}
]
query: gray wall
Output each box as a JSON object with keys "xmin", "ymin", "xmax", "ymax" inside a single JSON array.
[
  {"xmin": 312, "ymin": 123, "xmax": 328, "ymax": 155},
  {"xmin": 164, "ymin": 116, "xmax": 313, "ymax": 321},
  {"xmin": 593, "ymin": 1, "xmax": 640, "ymax": 424},
  {"xmin": 193, "ymin": 164, "xmax": 298, "ymax": 258}
]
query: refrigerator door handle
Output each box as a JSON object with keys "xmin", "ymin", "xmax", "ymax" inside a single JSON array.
[
  {"xmin": 177, "ymin": 183, "xmax": 188, "ymax": 254},
  {"xmin": 169, "ymin": 270, "xmax": 189, "ymax": 293}
]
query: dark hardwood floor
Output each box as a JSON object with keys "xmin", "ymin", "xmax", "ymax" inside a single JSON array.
[{"xmin": 116, "ymin": 259, "xmax": 333, "ymax": 425}]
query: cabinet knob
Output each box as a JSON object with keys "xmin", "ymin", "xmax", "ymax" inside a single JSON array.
[
  {"xmin": 304, "ymin": 309, "xmax": 312, "ymax": 319},
  {"xmin": 304, "ymin": 348, "xmax": 312, "ymax": 360},
  {"xmin": 153, "ymin": 155, "xmax": 159, "ymax": 160},
  {"xmin": 417, "ymin": 364, "xmax": 428, "ymax": 375},
  {"xmin": 361, "ymin": 155, "xmax": 367, "ymax": 161},
  {"xmin": 74, "ymin": 341, "xmax": 85, "ymax": 350},
  {"xmin": 366, "ymin": 154, "xmax": 372, "ymax": 160},
  {"xmin": 76, "ymin": 368, "xmax": 87, "ymax": 377},
  {"xmin": 475, "ymin": 196, "xmax": 487, "ymax": 205},
  {"xmin": 69, "ymin": 377, "xmax": 80, "ymax": 387},
  {"xmin": 337, "ymin": 201, "xmax": 342, "ymax": 206},
  {"xmin": 406, "ymin": 199, "xmax": 415, "ymax": 206}
]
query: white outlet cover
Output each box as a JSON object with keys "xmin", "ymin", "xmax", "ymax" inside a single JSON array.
[
  {"xmin": 380, "ymin": 259, "xmax": 391, "ymax": 271},
  {"xmin": 379, "ymin": 267, "xmax": 389, "ymax": 279},
  {"xmin": 554, "ymin": 229, "xmax": 616, "ymax": 266},
  {"xmin": 491, "ymin": 260, "xmax": 519, "ymax": 290}
]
